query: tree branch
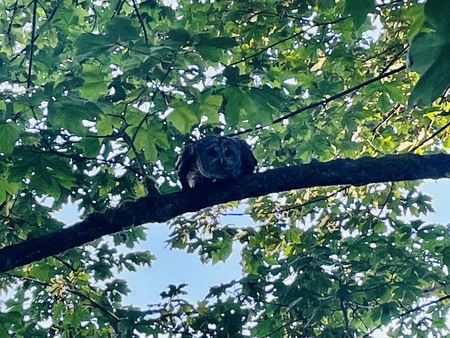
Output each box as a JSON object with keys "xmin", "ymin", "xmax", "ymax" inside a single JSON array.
[
  {"xmin": 1, "ymin": 153, "xmax": 449, "ymax": 273},
  {"xmin": 232, "ymin": 65, "xmax": 406, "ymax": 136}
]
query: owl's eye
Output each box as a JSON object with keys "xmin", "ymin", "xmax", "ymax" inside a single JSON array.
[
  {"xmin": 209, "ymin": 149, "xmax": 218, "ymax": 157},
  {"xmin": 224, "ymin": 148, "xmax": 232, "ymax": 157}
]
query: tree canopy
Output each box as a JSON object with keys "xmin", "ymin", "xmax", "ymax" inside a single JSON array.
[{"xmin": 1, "ymin": 0, "xmax": 450, "ymax": 337}]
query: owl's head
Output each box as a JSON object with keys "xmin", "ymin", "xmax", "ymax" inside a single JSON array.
[
  {"xmin": 176, "ymin": 135, "xmax": 257, "ymax": 189},
  {"xmin": 196, "ymin": 136, "xmax": 242, "ymax": 179}
]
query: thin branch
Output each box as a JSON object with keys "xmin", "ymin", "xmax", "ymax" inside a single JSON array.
[
  {"xmin": 379, "ymin": 45, "xmax": 408, "ymax": 73},
  {"xmin": 377, "ymin": 182, "xmax": 395, "ymax": 217},
  {"xmin": 130, "ymin": 57, "xmax": 176, "ymax": 144},
  {"xmin": 121, "ymin": 131, "xmax": 147, "ymax": 177},
  {"xmin": 365, "ymin": 293, "xmax": 450, "ymax": 337},
  {"xmin": 411, "ymin": 119, "xmax": 450, "ymax": 152},
  {"xmin": 67, "ymin": 287, "xmax": 120, "ymax": 321},
  {"xmin": 131, "ymin": 0, "xmax": 148, "ymax": 43},
  {"xmin": 7, "ymin": 273, "xmax": 120, "ymax": 322},
  {"xmin": 371, "ymin": 104, "xmax": 403, "ymax": 135},
  {"xmin": 27, "ymin": 0, "xmax": 38, "ymax": 88},
  {"xmin": 274, "ymin": 66, "xmax": 406, "ymax": 124},
  {"xmin": 228, "ymin": 16, "xmax": 349, "ymax": 68},
  {"xmin": 6, "ymin": 0, "xmax": 21, "ymax": 45},
  {"xmin": 232, "ymin": 65, "xmax": 407, "ymax": 136},
  {"xmin": 262, "ymin": 319, "xmax": 296, "ymax": 338},
  {"xmin": 272, "ymin": 185, "xmax": 351, "ymax": 215},
  {"xmin": 362, "ymin": 43, "xmax": 403, "ymax": 64},
  {"xmin": 112, "ymin": 0, "xmax": 126, "ymax": 17},
  {"xmin": 340, "ymin": 297, "xmax": 351, "ymax": 337},
  {"xmin": 401, "ymin": 294, "xmax": 450, "ymax": 318},
  {"xmin": 52, "ymin": 256, "xmax": 78, "ymax": 272}
]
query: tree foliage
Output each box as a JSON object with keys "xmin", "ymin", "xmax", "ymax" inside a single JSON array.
[{"xmin": 1, "ymin": 0, "xmax": 450, "ymax": 337}]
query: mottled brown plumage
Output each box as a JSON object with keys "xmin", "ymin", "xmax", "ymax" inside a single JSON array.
[{"xmin": 176, "ymin": 136, "xmax": 257, "ymax": 189}]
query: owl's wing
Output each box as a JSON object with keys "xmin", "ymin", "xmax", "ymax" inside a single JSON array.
[
  {"xmin": 237, "ymin": 139, "xmax": 257, "ymax": 175},
  {"xmin": 175, "ymin": 143, "xmax": 196, "ymax": 189}
]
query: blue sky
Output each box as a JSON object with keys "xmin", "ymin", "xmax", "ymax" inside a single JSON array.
[{"xmin": 52, "ymin": 179, "xmax": 450, "ymax": 308}]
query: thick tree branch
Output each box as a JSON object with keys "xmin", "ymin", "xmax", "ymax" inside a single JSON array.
[{"xmin": 1, "ymin": 153, "xmax": 449, "ymax": 273}]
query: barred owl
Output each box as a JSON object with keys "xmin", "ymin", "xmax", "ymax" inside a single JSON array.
[{"xmin": 176, "ymin": 136, "xmax": 257, "ymax": 189}]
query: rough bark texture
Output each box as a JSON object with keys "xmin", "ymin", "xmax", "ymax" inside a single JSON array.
[{"xmin": 1, "ymin": 153, "xmax": 449, "ymax": 273}]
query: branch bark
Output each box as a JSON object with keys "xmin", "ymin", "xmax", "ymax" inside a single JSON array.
[{"xmin": 1, "ymin": 153, "xmax": 449, "ymax": 273}]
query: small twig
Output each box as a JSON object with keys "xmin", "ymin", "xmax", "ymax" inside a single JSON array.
[
  {"xmin": 52, "ymin": 256, "xmax": 78, "ymax": 272},
  {"xmin": 362, "ymin": 43, "xmax": 403, "ymax": 64}
]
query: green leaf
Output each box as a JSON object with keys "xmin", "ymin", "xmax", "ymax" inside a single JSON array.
[
  {"xmin": 197, "ymin": 46, "xmax": 223, "ymax": 62},
  {"xmin": 223, "ymin": 87, "xmax": 245, "ymax": 127},
  {"xmin": 106, "ymin": 78, "xmax": 127, "ymax": 102},
  {"xmin": 106, "ymin": 279, "xmax": 131, "ymax": 295},
  {"xmin": 211, "ymin": 235, "xmax": 233, "ymax": 263},
  {"xmin": 76, "ymin": 138, "xmax": 100, "ymax": 158},
  {"xmin": 403, "ymin": 4, "xmax": 425, "ymax": 39},
  {"xmin": 167, "ymin": 28, "xmax": 191, "ymax": 47},
  {"xmin": 144, "ymin": 139, "xmax": 158, "ymax": 162},
  {"xmin": 48, "ymin": 97, "xmax": 103, "ymax": 134},
  {"xmin": 75, "ymin": 17, "xmax": 139, "ymax": 62},
  {"xmin": 408, "ymin": 48, "xmax": 450, "ymax": 106},
  {"xmin": 0, "ymin": 122, "xmax": 20, "ymax": 155},
  {"xmin": 344, "ymin": 0, "xmax": 375, "ymax": 29},
  {"xmin": 75, "ymin": 34, "xmax": 116, "ymax": 62},
  {"xmin": 96, "ymin": 114, "xmax": 120, "ymax": 135},
  {"xmin": 78, "ymin": 64, "xmax": 109, "ymax": 100},
  {"xmin": 199, "ymin": 94, "xmax": 223, "ymax": 124},
  {"xmin": 195, "ymin": 33, "xmax": 238, "ymax": 49},
  {"xmin": 166, "ymin": 106, "xmax": 199, "ymax": 133},
  {"xmin": 408, "ymin": 32, "xmax": 446, "ymax": 75},
  {"xmin": 105, "ymin": 17, "xmax": 140, "ymax": 42},
  {"xmin": 424, "ymin": 0, "xmax": 450, "ymax": 32},
  {"xmin": 223, "ymin": 66, "xmax": 250, "ymax": 86},
  {"xmin": 0, "ymin": 311, "xmax": 22, "ymax": 326},
  {"xmin": 441, "ymin": 246, "xmax": 450, "ymax": 268},
  {"xmin": 0, "ymin": 174, "xmax": 20, "ymax": 204},
  {"xmin": 407, "ymin": 1, "xmax": 450, "ymax": 106},
  {"xmin": 152, "ymin": 128, "xmax": 170, "ymax": 149},
  {"xmin": 318, "ymin": 0, "xmax": 335, "ymax": 10}
]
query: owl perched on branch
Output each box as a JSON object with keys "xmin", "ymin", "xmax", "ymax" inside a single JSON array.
[{"xmin": 176, "ymin": 136, "xmax": 257, "ymax": 189}]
